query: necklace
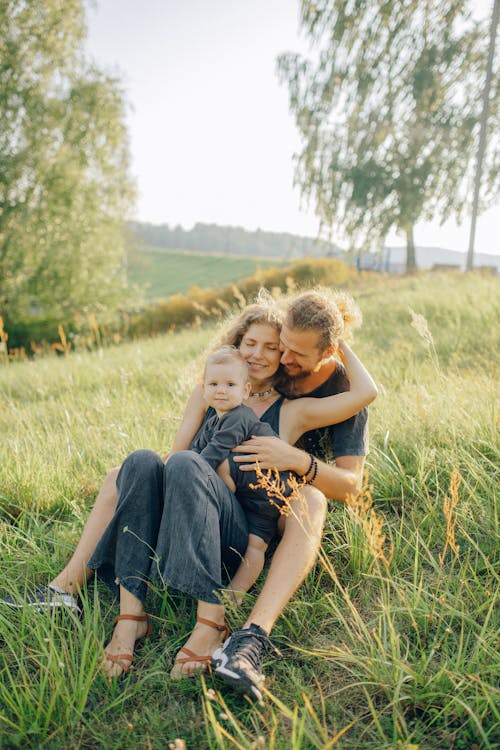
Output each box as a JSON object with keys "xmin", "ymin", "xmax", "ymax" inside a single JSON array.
[{"xmin": 249, "ymin": 386, "xmax": 275, "ymax": 400}]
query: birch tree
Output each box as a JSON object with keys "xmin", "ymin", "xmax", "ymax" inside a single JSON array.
[{"xmin": 278, "ymin": 0, "xmax": 499, "ymax": 270}]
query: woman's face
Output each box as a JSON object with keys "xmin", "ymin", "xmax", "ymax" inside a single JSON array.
[{"xmin": 238, "ymin": 323, "xmax": 281, "ymax": 384}]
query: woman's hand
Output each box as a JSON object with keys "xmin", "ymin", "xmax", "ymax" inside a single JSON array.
[{"xmin": 232, "ymin": 436, "xmax": 310, "ymax": 475}]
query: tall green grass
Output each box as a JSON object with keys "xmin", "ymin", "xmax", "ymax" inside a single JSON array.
[{"xmin": 0, "ymin": 272, "xmax": 498, "ymax": 749}]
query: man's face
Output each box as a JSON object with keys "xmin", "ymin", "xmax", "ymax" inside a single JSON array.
[{"xmin": 279, "ymin": 323, "xmax": 327, "ymax": 380}]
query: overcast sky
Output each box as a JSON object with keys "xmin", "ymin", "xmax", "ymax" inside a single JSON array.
[{"xmin": 85, "ymin": 0, "xmax": 499, "ymax": 254}]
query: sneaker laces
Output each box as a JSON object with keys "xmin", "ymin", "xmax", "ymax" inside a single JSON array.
[{"xmin": 228, "ymin": 626, "xmax": 281, "ymax": 669}]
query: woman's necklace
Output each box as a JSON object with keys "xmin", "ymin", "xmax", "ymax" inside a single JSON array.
[{"xmin": 249, "ymin": 385, "xmax": 275, "ymax": 400}]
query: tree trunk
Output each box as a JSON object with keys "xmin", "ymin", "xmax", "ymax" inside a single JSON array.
[
  {"xmin": 405, "ymin": 224, "xmax": 417, "ymax": 272},
  {"xmin": 467, "ymin": 0, "xmax": 499, "ymax": 271}
]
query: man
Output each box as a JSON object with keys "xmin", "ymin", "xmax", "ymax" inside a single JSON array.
[
  {"xmin": 211, "ymin": 289, "xmax": 370, "ymax": 699},
  {"xmin": 4, "ymin": 289, "xmax": 372, "ymax": 700}
]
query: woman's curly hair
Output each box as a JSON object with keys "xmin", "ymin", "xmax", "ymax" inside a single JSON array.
[{"xmin": 215, "ymin": 289, "xmax": 284, "ymax": 350}]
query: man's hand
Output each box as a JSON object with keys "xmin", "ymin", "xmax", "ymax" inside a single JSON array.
[{"xmin": 232, "ymin": 435, "xmax": 309, "ymax": 474}]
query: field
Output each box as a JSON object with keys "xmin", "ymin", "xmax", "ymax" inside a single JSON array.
[
  {"xmin": 128, "ymin": 247, "xmax": 283, "ymax": 300},
  {"xmin": 0, "ymin": 272, "xmax": 498, "ymax": 749}
]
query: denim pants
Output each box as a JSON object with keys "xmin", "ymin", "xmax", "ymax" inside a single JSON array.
[{"xmin": 88, "ymin": 450, "xmax": 250, "ymax": 604}]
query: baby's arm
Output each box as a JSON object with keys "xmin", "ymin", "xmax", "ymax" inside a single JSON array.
[
  {"xmin": 216, "ymin": 459, "xmax": 236, "ymax": 492},
  {"xmin": 198, "ymin": 406, "xmax": 253, "ymax": 470},
  {"xmin": 226, "ymin": 534, "xmax": 268, "ymax": 604}
]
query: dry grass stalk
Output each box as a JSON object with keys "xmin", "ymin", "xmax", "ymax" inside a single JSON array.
[
  {"xmin": 347, "ymin": 481, "xmax": 393, "ymax": 567},
  {"xmin": 87, "ymin": 312, "xmax": 100, "ymax": 346},
  {"xmin": 51, "ymin": 324, "xmax": 72, "ymax": 355},
  {"xmin": 439, "ymin": 467, "xmax": 461, "ymax": 565},
  {"xmin": 0, "ymin": 315, "xmax": 8, "ymax": 358},
  {"xmin": 409, "ymin": 307, "xmax": 434, "ymax": 349},
  {"xmin": 231, "ymin": 285, "xmax": 247, "ymax": 309},
  {"xmin": 192, "ymin": 300, "xmax": 210, "ymax": 316},
  {"xmin": 249, "ymin": 463, "xmax": 306, "ymax": 516}
]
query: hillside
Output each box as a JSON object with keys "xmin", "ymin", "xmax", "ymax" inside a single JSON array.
[
  {"xmin": 127, "ymin": 247, "xmax": 283, "ymax": 300},
  {"xmin": 1, "ymin": 272, "xmax": 498, "ymax": 749},
  {"xmin": 130, "ymin": 220, "xmax": 500, "ymax": 272}
]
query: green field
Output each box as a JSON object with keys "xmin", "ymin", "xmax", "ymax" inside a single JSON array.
[
  {"xmin": 1, "ymin": 272, "xmax": 499, "ymax": 749},
  {"xmin": 128, "ymin": 247, "xmax": 283, "ymax": 300}
]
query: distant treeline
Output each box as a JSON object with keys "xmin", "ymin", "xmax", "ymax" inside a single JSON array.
[{"xmin": 129, "ymin": 221, "xmax": 337, "ymax": 259}]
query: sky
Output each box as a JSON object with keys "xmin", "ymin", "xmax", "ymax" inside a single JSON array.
[{"xmin": 85, "ymin": 0, "xmax": 499, "ymax": 255}]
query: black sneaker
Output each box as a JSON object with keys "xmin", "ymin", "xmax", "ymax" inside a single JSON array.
[
  {"xmin": 211, "ymin": 623, "xmax": 280, "ymax": 701},
  {"xmin": 1, "ymin": 584, "xmax": 82, "ymax": 617}
]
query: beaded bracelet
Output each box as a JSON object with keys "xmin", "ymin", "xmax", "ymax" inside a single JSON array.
[
  {"xmin": 301, "ymin": 453, "xmax": 315, "ymax": 482},
  {"xmin": 306, "ymin": 457, "xmax": 319, "ymax": 485}
]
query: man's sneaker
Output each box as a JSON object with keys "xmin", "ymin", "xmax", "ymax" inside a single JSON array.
[
  {"xmin": 211, "ymin": 623, "xmax": 280, "ymax": 701},
  {"xmin": 1, "ymin": 584, "xmax": 82, "ymax": 617}
]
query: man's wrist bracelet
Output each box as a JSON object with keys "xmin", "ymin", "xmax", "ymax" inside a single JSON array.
[
  {"xmin": 301, "ymin": 453, "xmax": 314, "ymax": 481},
  {"xmin": 306, "ymin": 457, "xmax": 319, "ymax": 485}
]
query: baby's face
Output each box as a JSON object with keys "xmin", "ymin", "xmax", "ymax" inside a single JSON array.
[{"xmin": 203, "ymin": 361, "xmax": 250, "ymax": 413}]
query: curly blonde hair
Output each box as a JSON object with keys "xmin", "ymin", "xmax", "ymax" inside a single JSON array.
[{"xmin": 285, "ymin": 288, "xmax": 362, "ymax": 351}]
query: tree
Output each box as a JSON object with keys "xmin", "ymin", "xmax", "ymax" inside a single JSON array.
[
  {"xmin": 0, "ymin": 0, "xmax": 134, "ymax": 324},
  {"xmin": 467, "ymin": 0, "xmax": 499, "ymax": 270},
  {"xmin": 278, "ymin": 1, "xmax": 499, "ymax": 271}
]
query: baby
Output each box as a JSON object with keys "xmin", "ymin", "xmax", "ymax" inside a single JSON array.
[{"xmin": 189, "ymin": 346, "xmax": 295, "ymax": 600}]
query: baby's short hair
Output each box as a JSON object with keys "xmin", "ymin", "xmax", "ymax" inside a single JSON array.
[{"xmin": 204, "ymin": 345, "xmax": 250, "ymax": 382}]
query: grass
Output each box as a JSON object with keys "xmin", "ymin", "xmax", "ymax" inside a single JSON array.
[
  {"xmin": 0, "ymin": 271, "xmax": 499, "ymax": 749},
  {"xmin": 127, "ymin": 247, "xmax": 283, "ymax": 301}
]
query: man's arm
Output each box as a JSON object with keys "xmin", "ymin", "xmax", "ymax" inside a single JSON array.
[{"xmin": 232, "ymin": 436, "xmax": 364, "ymax": 501}]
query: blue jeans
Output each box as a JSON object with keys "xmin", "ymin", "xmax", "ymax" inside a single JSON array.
[{"xmin": 88, "ymin": 450, "xmax": 250, "ymax": 604}]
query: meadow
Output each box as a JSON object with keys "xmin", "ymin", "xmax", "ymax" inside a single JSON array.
[
  {"xmin": 0, "ymin": 272, "xmax": 498, "ymax": 749},
  {"xmin": 127, "ymin": 247, "xmax": 283, "ymax": 301}
]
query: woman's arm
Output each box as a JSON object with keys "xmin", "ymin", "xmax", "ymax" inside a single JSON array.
[
  {"xmin": 163, "ymin": 384, "xmax": 207, "ymax": 461},
  {"xmin": 281, "ymin": 342, "xmax": 377, "ymax": 446}
]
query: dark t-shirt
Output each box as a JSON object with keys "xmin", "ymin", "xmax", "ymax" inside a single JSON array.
[{"xmin": 287, "ymin": 363, "xmax": 368, "ymax": 462}]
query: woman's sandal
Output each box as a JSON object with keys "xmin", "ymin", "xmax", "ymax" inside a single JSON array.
[
  {"xmin": 100, "ymin": 613, "xmax": 153, "ymax": 676},
  {"xmin": 172, "ymin": 616, "xmax": 229, "ymax": 673}
]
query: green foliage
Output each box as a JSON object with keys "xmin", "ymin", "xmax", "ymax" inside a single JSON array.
[
  {"xmin": 126, "ymin": 256, "xmax": 356, "ymax": 339},
  {"xmin": 2, "ymin": 255, "xmax": 357, "ymax": 351},
  {"xmin": 0, "ymin": 0, "xmax": 134, "ymax": 324},
  {"xmin": 0, "ymin": 273, "xmax": 498, "ymax": 747},
  {"xmin": 278, "ymin": 1, "xmax": 500, "ymax": 270}
]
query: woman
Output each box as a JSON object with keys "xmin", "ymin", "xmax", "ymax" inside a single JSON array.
[{"xmin": 89, "ymin": 291, "xmax": 377, "ymax": 679}]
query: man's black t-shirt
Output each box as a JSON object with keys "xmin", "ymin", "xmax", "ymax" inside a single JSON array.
[{"xmin": 286, "ymin": 362, "xmax": 368, "ymax": 461}]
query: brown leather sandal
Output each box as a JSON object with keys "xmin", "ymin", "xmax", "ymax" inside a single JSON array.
[
  {"xmin": 100, "ymin": 613, "xmax": 152, "ymax": 676},
  {"xmin": 171, "ymin": 617, "xmax": 229, "ymax": 674}
]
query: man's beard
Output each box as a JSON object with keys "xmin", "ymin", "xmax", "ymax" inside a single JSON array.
[
  {"xmin": 281, "ymin": 366, "xmax": 313, "ymax": 397},
  {"xmin": 289, "ymin": 369, "xmax": 311, "ymax": 381}
]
